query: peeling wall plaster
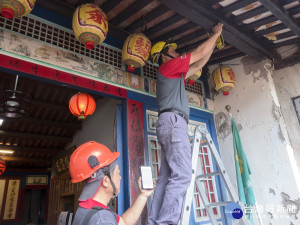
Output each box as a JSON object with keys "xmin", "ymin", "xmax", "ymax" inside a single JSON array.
[
  {"xmin": 241, "ymin": 56, "xmax": 269, "ymax": 82},
  {"xmin": 209, "ymin": 57, "xmax": 300, "ymax": 225}
]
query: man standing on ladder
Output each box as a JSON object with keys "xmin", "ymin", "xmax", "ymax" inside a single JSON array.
[{"xmin": 147, "ymin": 23, "xmax": 223, "ymax": 225}]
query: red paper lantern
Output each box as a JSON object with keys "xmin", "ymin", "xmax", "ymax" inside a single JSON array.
[
  {"xmin": 0, "ymin": 157, "xmax": 6, "ymax": 175},
  {"xmin": 0, "ymin": 0, "xmax": 36, "ymax": 19},
  {"xmin": 69, "ymin": 93, "xmax": 96, "ymax": 120}
]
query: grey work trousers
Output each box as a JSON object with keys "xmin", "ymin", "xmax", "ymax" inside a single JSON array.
[{"xmin": 148, "ymin": 112, "xmax": 192, "ymax": 225}]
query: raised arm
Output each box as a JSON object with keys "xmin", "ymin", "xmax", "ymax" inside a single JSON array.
[
  {"xmin": 186, "ymin": 48, "xmax": 214, "ymax": 79},
  {"xmin": 189, "ymin": 23, "xmax": 223, "ymax": 65}
]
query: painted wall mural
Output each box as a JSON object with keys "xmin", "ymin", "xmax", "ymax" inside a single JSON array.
[{"xmin": 0, "ymin": 29, "xmax": 208, "ymax": 110}]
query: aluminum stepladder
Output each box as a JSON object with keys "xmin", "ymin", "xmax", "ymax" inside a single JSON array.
[{"xmin": 179, "ymin": 125, "xmax": 251, "ymax": 225}]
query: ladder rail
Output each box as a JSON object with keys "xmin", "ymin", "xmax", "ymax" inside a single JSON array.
[
  {"xmin": 179, "ymin": 129, "xmax": 202, "ymax": 225},
  {"xmin": 179, "ymin": 125, "xmax": 252, "ymax": 225}
]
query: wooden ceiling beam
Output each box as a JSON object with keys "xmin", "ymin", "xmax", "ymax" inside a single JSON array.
[
  {"xmin": 152, "ymin": 22, "xmax": 197, "ymax": 43},
  {"xmin": 110, "ymin": 0, "xmax": 153, "ymax": 25},
  {"xmin": 125, "ymin": 5, "xmax": 169, "ymax": 32},
  {"xmin": 175, "ymin": 29, "xmax": 207, "ymax": 45},
  {"xmin": 258, "ymin": 0, "xmax": 300, "ymax": 37},
  {"xmin": 158, "ymin": 0, "xmax": 269, "ymax": 60},
  {"xmin": 0, "ymin": 116, "xmax": 81, "ymax": 130},
  {"xmin": 274, "ymin": 52, "xmax": 300, "ymax": 70},
  {"xmin": 0, "ymin": 130, "xmax": 72, "ymax": 142},
  {"xmin": 144, "ymin": 14, "xmax": 184, "ymax": 36},
  {"xmin": 210, "ymin": 48, "xmax": 241, "ymax": 60},
  {"xmin": 207, "ymin": 52, "xmax": 246, "ymax": 66}
]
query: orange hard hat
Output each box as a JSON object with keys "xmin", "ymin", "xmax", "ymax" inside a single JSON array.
[{"xmin": 69, "ymin": 141, "xmax": 120, "ymax": 183}]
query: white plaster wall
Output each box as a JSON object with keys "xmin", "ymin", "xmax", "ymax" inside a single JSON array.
[
  {"xmin": 272, "ymin": 63, "xmax": 300, "ymax": 174},
  {"xmin": 209, "ymin": 57, "xmax": 300, "ymax": 225},
  {"xmin": 66, "ymin": 97, "xmax": 121, "ymax": 151}
]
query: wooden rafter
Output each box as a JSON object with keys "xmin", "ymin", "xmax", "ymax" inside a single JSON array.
[
  {"xmin": 158, "ymin": 0, "xmax": 270, "ymax": 60},
  {"xmin": 258, "ymin": 0, "xmax": 300, "ymax": 37}
]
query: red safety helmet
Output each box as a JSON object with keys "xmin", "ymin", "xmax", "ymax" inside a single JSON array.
[{"xmin": 69, "ymin": 141, "xmax": 120, "ymax": 183}]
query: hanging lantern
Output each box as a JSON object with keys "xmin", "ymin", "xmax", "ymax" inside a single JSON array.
[
  {"xmin": 0, "ymin": 0, "xmax": 36, "ymax": 19},
  {"xmin": 122, "ymin": 33, "xmax": 151, "ymax": 72},
  {"xmin": 187, "ymin": 69, "xmax": 202, "ymax": 85},
  {"xmin": 213, "ymin": 66, "xmax": 235, "ymax": 96},
  {"xmin": 72, "ymin": 3, "xmax": 108, "ymax": 50},
  {"xmin": 69, "ymin": 93, "xmax": 96, "ymax": 120},
  {"xmin": 0, "ymin": 157, "xmax": 6, "ymax": 175}
]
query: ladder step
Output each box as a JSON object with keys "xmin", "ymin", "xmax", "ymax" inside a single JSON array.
[
  {"xmin": 208, "ymin": 201, "xmax": 232, "ymax": 207},
  {"xmin": 196, "ymin": 171, "xmax": 221, "ymax": 179}
]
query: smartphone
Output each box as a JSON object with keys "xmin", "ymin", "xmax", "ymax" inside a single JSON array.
[{"xmin": 140, "ymin": 166, "xmax": 154, "ymax": 189}]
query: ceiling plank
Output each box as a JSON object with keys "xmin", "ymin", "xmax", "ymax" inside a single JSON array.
[
  {"xmin": 125, "ymin": 4, "xmax": 169, "ymax": 32},
  {"xmin": 144, "ymin": 14, "xmax": 184, "ymax": 36},
  {"xmin": 276, "ymin": 31, "xmax": 295, "ymax": 40},
  {"xmin": 245, "ymin": 15, "xmax": 277, "ymax": 30},
  {"xmin": 158, "ymin": 0, "xmax": 268, "ymax": 60},
  {"xmin": 258, "ymin": 0, "xmax": 300, "ymax": 37},
  {"xmin": 234, "ymin": 6, "xmax": 268, "ymax": 23},
  {"xmin": 207, "ymin": 0, "xmax": 221, "ymax": 6},
  {"xmin": 221, "ymin": 0, "xmax": 257, "ymax": 15},
  {"xmin": 101, "ymin": 0, "xmax": 123, "ymax": 13},
  {"xmin": 109, "ymin": 0, "xmax": 153, "ymax": 25},
  {"xmin": 210, "ymin": 48, "xmax": 241, "ymax": 60},
  {"xmin": 175, "ymin": 29, "xmax": 207, "ymax": 45},
  {"xmin": 245, "ymin": 5, "xmax": 300, "ymax": 31},
  {"xmin": 177, "ymin": 39, "xmax": 206, "ymax": 53},
  {"xmin": 274, "ymin": 37, "xmax": 300, "ymax": 48},
  {"xmin": 0, "ymin": 116, "xmax": 81, "ymax": 130},
  {"xmin": 152, "ymin": 21, "xmax": 197, "ymax": 43},
  {"xmin": 255, "ymin": 23, "xmax": 287, "ymax": 36},
  {"xmin": 0, "ymin": 130, "xmax": 72, "ymax": 142}
]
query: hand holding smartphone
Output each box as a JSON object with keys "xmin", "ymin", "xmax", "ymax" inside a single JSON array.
[{"xmin": 140, "ymin": 166, "xmax": 154, "ymax": 189}]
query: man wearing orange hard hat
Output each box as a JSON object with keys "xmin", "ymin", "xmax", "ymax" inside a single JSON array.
[{"xmin": 70, "ymin": 141, "xmax": 155, "ymax": 225}]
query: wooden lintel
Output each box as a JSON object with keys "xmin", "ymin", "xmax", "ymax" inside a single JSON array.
[
  {"xmin": 2, "ymin": 156, "xmax": 52, "ymax": 164},
  {"xmin": 0, "ymin": 145, "xmax": 61, "ymax": 153},
  {"xmin": 0, "ymin": 130, "xmax": 72, "ymax": 142}
]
